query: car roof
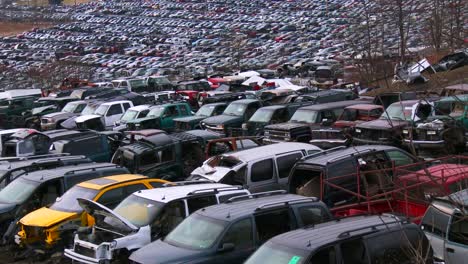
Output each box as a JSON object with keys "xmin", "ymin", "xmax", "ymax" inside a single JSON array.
[
  {"xmin": 20, "ymin": 162, "xmax": 121, "ymax": 183},
  {"xmin": 345, "ymin": 104, "xmax": 382, "ymax": 110},
  {"xmin": 101, "ymin": 100, "xmax": 131, "ymax": 106},
  {"xmin": 202, "ymin": 102, "xmax": 227, "ymax": 107},
  {"xmin": 230, "ymin": 99, "xmax": 259, "ymax": 104},
  {"xmin": 258, "ymin": 105, "xmax": 287, "ymax": 110},
  {"xmin": 134, "ymin": 183, "xmax": 245, "ymax": 203},
  {"xmin": 268, "ymin": 215, "xmax": 408, "ymax": 251},
  {"xmin": 128, "ymin": 105, "xmax": 151, "ymax": 111},
  {"xmin": 196, "ymin": 193, "xmax": 320, "ymax": 221},
  {"xmin": 78, "ymin": 174, "xmax": 148, "ymax": 190},
  {"xmin": 223, "ymin": 142, "xmax": 319, "ymax": 162},
  {"xmin": 298, "ymin": 145, "xmax": 399, "ymax": 166},
  {"xmin": 299, "ymin": 100, "xmax": 367, "ymax": 111}
]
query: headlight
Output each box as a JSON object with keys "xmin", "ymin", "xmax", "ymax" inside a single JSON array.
[
  {"xmin": 241, "ymin": 123, "xmax": 248, "ymax": 130},
  {"xmin": 402, "ymin": 130, "xmax": 408, "ymax": 134},
  {"xmin": 427, "ymin": 130, "xmax": 436, "ymax": 135},
  {"xmin": 216, "ymin": 124, "xmax": 224, "ymax": 129},
  {"xmin": 355, "ymin": 128, "xmax": 361, "ymax": 133}
]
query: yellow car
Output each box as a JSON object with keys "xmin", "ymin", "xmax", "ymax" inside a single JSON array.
[{"xmin": 16, "ymin": 174, "xmax": 168, "ymax": 250}]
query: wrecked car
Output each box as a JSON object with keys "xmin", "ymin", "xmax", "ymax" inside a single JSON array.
[
  {"xmin": 126, "ymin": 102, "xmax": 192, "ymax": 132},
  {"xmin": 310, "ymin": 104, "xmax": 384, "ymax": 149},
  {"xmin": 40, "ymin": 100, "xmax": 89, "ymax": 131},
  {"xmin": 0, "ymin": 96, "xmax": 38, "ymax": 129},
  {"xmin": 173, "ymin": 102, "xmax": 227, "ymax": 131},
  {"xmin": 263, "ymin": 100, "xmax": 368, "ymax": 143},
  {"xmin": 112, "ymin": 130, "xmax": 219, "ymax": 181},
  {"xmin": 113, "ymin": 105, "xmax": 151, "ymax": 132}
]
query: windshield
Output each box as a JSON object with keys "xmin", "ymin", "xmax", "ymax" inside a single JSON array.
[
  {"xmin": 340, "ymin": 109, "xmax": 359, "ymax": 121},
  {"xmin": 207, "ymin": 156, "xmax": 241, "ymax": 168},
  {"xmin": 148, "ymin": 107, "xmax": 164, "ymax": 117},
  {"xmin": 33, "ymin": 100, "xmax": 54, "ymax": 108},
  {"xmin": 94, "ymin": 105, "xmax": 109, "ymax": 116},
  {"xmin": 249, "ymin": 108, "xmax": 274, "ymax": 123},
  {"xmin": 113, "ymin": 194, "xmax": 164, "ymax": 227},
  {"xmin": 165, "ymin": 214, "xmax": 226, "ymax": 250},
  {"xmin": 50, "ymin": 186, "xmax": 99, "ymax": 212},
  {"xmin": 380, "ymin": 104, "xmax": 411, "ymax": 121},
  {"xmin": 0, "ymin": 178, "xmax": 39, "ymax": 204},
  {"xmin": 81, "ymin": 104, "xmax": 97, "ymax": 115},
  {"xmin": 196, "ymin": 105, "xmax": 216, "ymax": 117},
  {"xmin": 290, "ymin": 110, "xmax": 318, "ymax": 123},
  {"xmin": 245, "ymin": 242, "xmax": 308, "ymax": 264},
  {"xmin": 62, "ymin": 102, "xmax": 78, "ymax": 113},
  {"xmin": 121, "ymin": 110, "xmax": 139, "ymax": 121},
  {"xmin": 129, "ymin": 79, "xmax": 146, "ymax": 88},
  {"xmin": 223, "ymin": 103, "xmax": 246, "ymax": 116}
]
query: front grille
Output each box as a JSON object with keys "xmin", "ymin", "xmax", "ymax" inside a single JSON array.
[
  {"xmin": 265, "ymin": 130, "xmax": 289, "ymax": 141},
  {"xmin": 205, "ymin": 124, "xmax": 224, "ymax": 134},
  {"xmin": 23, "ymin": 226, "xmax": 44, "ymax": 239},
  {"xmin": 312, "ymin": 130, "xmax": 344, "ymax": 140},
  {"xmin": 74, "ymin": 245, "xmax": 96, "ymax": 258},
  {"xmin": 175, "ymin": 121, "xmax": 190, "ymax": 131},
  {"xmin": 413, "ymin": 129, "xmax": 441, "ymax": 141}
]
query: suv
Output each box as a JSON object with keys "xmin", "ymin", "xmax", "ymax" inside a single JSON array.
[
  {"xmin": 403, "ymin": 95, "xmax": 468, "ymax": 154},
  {"xmin": 174, "ymin": 103, "xmax": 227, "ymax": 131},
  {"xmin": 246, "ymin": 215, "xmax": 433, "ymax": 264},
  {"xmin": 76, "ymin": 100, "xmax": 134, "ymax": 130},
  {"xmin": 41, "ymin": 100, "xmax": 89, "ymax": 130},
  {"xmin": 0, "ymin": 154, "xmax": 91, "ymax": 189},
  {"xmin": 263, "ymin": 100, "xmax": 369, "ymax": 143},
  {"xmin": 288, "ymin": 145, "xmax": 418, "ymax": 206},
  {"xmin": 0, "ymin": 96, "xmax": 36, "ymax": 129},
  {"xmin": 16, "ymin": 175, "xmax": 168, "ymax": 251},
  {"xmin": 0, "ymin": 162, "xmax": 129, "ymax": 244},
  {"xmin": 202, "ymin": 99, "xmax": 263, "ymax": 136},
  {"xmin": 64, "ymin": 182, "xmax": 250, "ymax": 263},
  {"xmin": 129, "ymin": 192, "xmax": 332, "ymax": 264},
  {"xmin": 126, "ymin": 102, "xmax": 193, "ymax": 132},
  {"xmin": 189, "ymin": 143, "xmax": 321, "ymax": 193},
  {"xmin": 420, "ymin": 189, "xmax": 468, "ymax": 264},
  {"xmin": 354, "ymin": 100, "xmax": 435, "ymax": 146},
  {"xmin": 112, "ymin": 130, "xmax": 220, "ymax": 181}
]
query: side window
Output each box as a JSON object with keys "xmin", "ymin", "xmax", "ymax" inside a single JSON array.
[
  {"xmin": 277, "ymin": 153, "xmax": 302, "ymax": 178},
  {"xmin": 38, "ymin": 179, "xmax": 62, "ymax": 206},
  {"xmin": 221, "ymin": 218, "xmax": 254, "ymax": 250},
  {"xmin": 321, "ymin": 110, "xmax": 335, "ymax": 121},
  {"xmin": 255, "ymin": 208, "xmax": 294, "ymax": 243},
  {"xmin": 327, "ymin": 158, "xmax": 356, "ymax": 178},
  {"xmin": 164, "ymin": 106, "xmax": 178, "ymax": 117},
  {"xmin": 107, "ymin": 104, "xmax": 123, "ymax": 116},
  {"xmin": 385, "ymin": 150, "xmax": 415, "ymax": 167},
  {"xmin": 97, "ymin": 188, "xmax": 124, "ymax": 208},
  {"xmin": 250, "ymin": 159, "xmax": 274, "ymax": 182},
  {"xmin": 187, "ymin": 195, "xmax": 217, "ymax": 214},
  {"xmin": 448, "ymin": 214, "xmax": 468, "ymax": 245},
  {"xmin": 309, "ymin": 246, "xmax": 336, "ymax": 264},
  {"xmin": 244, "ymin": 104, "xmax": 258, "ymax": 119},
  {"xmin": 159, "ymin": 147, "xmax": 175, "ymax": 163},
  {"xmin": 152, "ymin": 200, "xmax": 186, "ymax": 236},
  {"xmin": 149, "ymin": 181, "xmax": 165, "ymax": 188},
  {"xmin": 124, "ymin": 183, "xmax": 148, "ymax": 196},
  {"xmin": 340, "ymin": 238, "xmax": 369, "ymax": 264},
  {"xmin": 179, "ymin": 105, "xmax": 189, "ymax": 116},
  {"xmin": 421, "ymin": 206, "xmax": 451, "ymax": 237},
  {"xmin": 138, "ymin": 110, "xmax": 149, "ymax": 118},
  {"xmin": 298, "ymin": 206, "xmax": 330, "ymax": 226},
  {"xmin": 123, "ymin": 103, "xmax": 131, "ymax": 111},
  {"xmin": 75, "ymin": 104, "xmax": 86, "ymax": 113},
  {"xmin": 215, "ymin": 105, "xmax": 226, "ymax": 115}
]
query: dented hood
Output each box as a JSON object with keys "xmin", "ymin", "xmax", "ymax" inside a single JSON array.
[
  {"xmin": 20, "ymin": 207, "xmax": 77, "ymax": 228},
  {"xmin": 78, "ymin": 198, "xmax": 138, "ymax": 232},
  {"xmin": 190, "ymin": 164, "xmax": 232, "ymax": 182}
]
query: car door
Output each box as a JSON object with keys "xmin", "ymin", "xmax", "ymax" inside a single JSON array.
[
  {"xmin": 247, "ymin": 158, "xmax": 278, "ymax": 193},
  {"xmin": 420, "ymin": 205, "xmax": 451, "ymax": 261},
  {"xmin": 276, "ymin": 152, "xmax": 303, "ymax": 189},
  {"xmin": 105, "ymin": 104, "xmax": 124, "ymax": 128},
  {"xmin": 445, "ymin": 213, "xmax": 468, "ymax": 264},
  {"xmin": 161, "ymin": 105, "xmax": 179, "ymax": 129}
]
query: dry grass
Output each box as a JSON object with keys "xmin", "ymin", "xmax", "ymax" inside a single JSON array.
[{"xmin": 0, "ymin": 21, "xmax": 55, "ymax": 36}]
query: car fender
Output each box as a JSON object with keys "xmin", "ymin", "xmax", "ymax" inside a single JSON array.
[{"xmin": 115, "ymin": 225, "xmax": 151, "ymax": 251}]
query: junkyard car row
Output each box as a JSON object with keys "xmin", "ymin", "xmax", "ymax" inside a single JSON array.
[{"xmin": 0, "ymin": 0, "xmax": 467, "ymax": 264}]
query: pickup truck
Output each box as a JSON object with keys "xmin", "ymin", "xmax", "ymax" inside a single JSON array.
[
  {"xmin": 173, "ymin": 102, "xmax": 227, "ymax": 131},
  {"xmin": 75, "ymin": 100, "xmax": 134, "ymax": 130},
  {"xmin": 41, "ymin": 100, "xmax": 89, "ymax": 130}
]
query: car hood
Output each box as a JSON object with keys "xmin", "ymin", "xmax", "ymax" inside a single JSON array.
[
  {"xmin": 130, "ymin": 239, "xmax": 206, "ymax": 264},
  {"xmin": 357, "ymin": 119, "xmax": 409, "ymax": 129},
  {"xmin": 126, "ymin": 116, "xmax": 159, "ymax": 124},
  {"xmin": 203, "ymin": 115, "xmax": 242, "ymax": 125},
  {"xmin": 42, "ymin": 111, "xmax": 75, "ymax": 120},
  {"xmin": 174, "ymin": 116, "xmax": 206, "ymax": 123},
  {"xmin": 19, "ymin": 207, "xmax": 77, "ymax": 228},
  {"xmin": 60, "ymin": 116, "xmax": 78, "ymax": 129},
  {"xmin": 265, "ymin": 122, "xmax": 308, "ymax": 130},
  {"xmin": 190, "ymin": 164, "xmax": 231, "ymax": 182},
  {"xmin": 0, "ymin": 202, "xmax": 15, "ymax": 214},
  {"xmin": 78, "ymin": 198, "xmax": 138, "ymax": 232}
]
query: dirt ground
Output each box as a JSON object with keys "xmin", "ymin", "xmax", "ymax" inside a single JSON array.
[{"xmin": 0, "ymin": 22, "xmax": 55, "ymax": 36}]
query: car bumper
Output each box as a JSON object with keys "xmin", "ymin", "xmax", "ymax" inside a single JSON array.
[
  {"xmin": 309, "ymin": 139, "xmax": 348, "ymax": 149},
  {"xmin": 64, "ymin": 249, "xmax": 102, "ymax": 264},
  {"xmin": 353, "ymin": 137, "xmax": 395, "ymax": 146},
  {"xmin": 403, "ymin": 139, "xmax": 445, "ymax": 149},
  {"xmin": 41, "ymin": 123, "xmax": 57, "ymax": 130}
]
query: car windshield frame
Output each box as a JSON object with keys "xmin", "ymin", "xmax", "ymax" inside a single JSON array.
[
  {"xmin": 245, "ymin": 241, "xmax": 309, "ymax": 264},
  {"xmin": 81, "ymin": 104, "xmax": 97, "ymax": 115},
  {"xmin": 0, "ymin": 177, "xmax": 40, "ymax": 204},
  {"xmin": 164, "ymin": 213, "xmax": 227, "ymax": 250},
  {"xmin": 49, "ymin": 186, "xmax": 99, "ymax": 213},
  {"xmin": 380, "ymin": 104, "xmax": 411, "ymax": 121},
  {"xmin": 121, "ymin": 109, "xmax": 140, "ymax": 122},
  {"xmin": 249, "ymin": 108, "xmax": 274, "ymax": 123},
  {"xmin": 196, "ymin": 105, "xmax": 216, "ymax": 117},
  {"xmin": 223, "ymin": 103, "xmax": 247, "ymax": 117},
  {"xmin": 112, "ymin": 194, "xmax": 165, "ymax": 227},
  {"xmin": 290, "ymin": 109, "xmax": 319, "ymax": 123},
  {"xmin": 94, "ymin": 104, "xmax": 109, "ymax": 116},
  {"xmin": 62, "ymin": 102, "xmax": 78, "ymax": 113}
]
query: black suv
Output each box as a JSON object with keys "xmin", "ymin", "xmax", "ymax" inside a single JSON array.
[
  {"xmin": 0, "ymin": 162, "xmax": 128, "ymax": 244},
  {"xmin": 129, "ymin": 191, "xmax": 332, "ymax": 264},
  {"xmin": 288, "ymin": 145, "xmax": 419, "ymax": 206},
  {"xmin": 246, "ymin": 215, "xmax": 433, "ymax": 264}
]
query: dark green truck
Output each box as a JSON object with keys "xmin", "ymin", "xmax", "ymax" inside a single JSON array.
[
  {"xmin": 126, "ymin": 102, "xmax": 193, "ymax": 132},
  {"xmin": 173, "ymin": 102, "xmax": 227, "ymax": 131}
]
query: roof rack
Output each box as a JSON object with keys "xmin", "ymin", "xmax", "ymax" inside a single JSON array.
[
  {"xmin": 226, "ymin": 190, "xmax": 287, "ymax": 203},
  {"xmin": 187, "ymin": 185, "xmax": 244, "ymax": 195},
  {"xmin": 0, "ymin": 153, "xmax": 70, "ymax": 163},
  {"xmin": 32, "ymin": 155, "xmax": 88, "ymax": 165},
  {"xmin": 64, "ymin": 164, "xmax": 119, "ymax": 175},
  {"xmin": 327, "ymin": 148, "xmax": 375, "ymax": 163},
  {"xmin": 255, "ymin": 197, "xmax": 319, "ymax": 212},
  {"xmin": 162, "ymin": 180, "xmax": 215, "ymax": 187},
  {"xmin": 337, "ymin": 216, "xmax": 408, "ymax": 239},
  {"xmin": 300, "ymin": 146, "xmax": 346, "ymax": 161}
]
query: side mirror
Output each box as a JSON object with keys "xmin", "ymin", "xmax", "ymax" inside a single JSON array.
[{"xmin": 218, "ymin": 243, "xmax": 235, "ymax": 253}]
